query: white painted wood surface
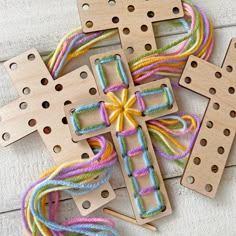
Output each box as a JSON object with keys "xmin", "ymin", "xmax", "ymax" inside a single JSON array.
[{"xmin": 0, "ymin": 0, "xmax": 236, "ymax": 235}]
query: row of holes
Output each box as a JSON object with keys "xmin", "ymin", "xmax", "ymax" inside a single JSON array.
[
  {"xmin": 185, "ymin": 61, "xmax": 235, "ymax": 95},
  {"xmin": 187, "ymin": 176, "xmax": 213, "ymax": 193},
  {"xmin": 82, "ymin": 190, "xmax": 110, "ymax": 209},
  {"xmin": 82, "ymin": 2, "xmax": 180, "ymax": 15},
  {"xmin": 193, "ymin": 157, "xmax": 220, "ymax": 173},
  {"xmin": 126, "ymin": 43, "xmax": 152, "ymax": 54},
  {"xmin": 9, "ymin": 54, "xmax": 36, "ymax": 71},
  {"xmin": 2, "ymin": 100, "xmax": 73, "ymax": 141},
  {"xmin": 85, "ymin": 6, "xmax": 180, "ymax": 29}
]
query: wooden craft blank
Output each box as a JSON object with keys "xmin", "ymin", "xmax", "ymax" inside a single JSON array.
[
  {"xmin": 77, "ymin": 0, "xmax": 184, "ymax": 60},
  {"xmin": 179, "ymin": 38, "xmax": 236, "ymax": 198},
  {"xmin": 65, "ymin": 50, "xmax": 179, "ymax": 224},
  {"xmin": 0, "ymin": 49, "xmax": 116, "ymax": 215}
]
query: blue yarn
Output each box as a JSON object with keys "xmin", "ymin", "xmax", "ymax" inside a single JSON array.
[
  {"xmin": 29, "ymin": 170, "xmax": 120, "ymax": 235},
  {"xmin": 54, "ymin": 33, "xmax": 85, "ymax": 79}
]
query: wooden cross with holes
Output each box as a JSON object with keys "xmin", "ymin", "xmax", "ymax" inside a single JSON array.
[
  {"xmin": 65, "ymin": 49, "xmax": 178, "ymax": 224},
  {"xmin": 77, "ymin": 0, "xmax": 184, "ymax": 60},
  {"xmin": 0, "ymin": 49, "xmax": 116, "ymax": 215},
  {"xmin": 179, "ymin": 38, "xmax": 236, "ymax": 198}
]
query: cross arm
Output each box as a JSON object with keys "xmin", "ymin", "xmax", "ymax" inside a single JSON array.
[{"xmin": 179, "ymin": 55, "xmax": 230, "ymax": 98}]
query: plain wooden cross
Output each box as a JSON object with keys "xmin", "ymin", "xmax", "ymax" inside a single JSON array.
[
  {"xmin": 77, "ymin": 0, "xmax": 184, "ymax": 60},
  {"xmin": 179, "ymin": 38, "xmax": 236, "ymax": 198},
  {"xmin": 65, "ymin": 49, "xmax": 178, "ymax": 225},
  {"xmin": 0, "ymin": 49, "xmax": 116, "ymax": 215}
]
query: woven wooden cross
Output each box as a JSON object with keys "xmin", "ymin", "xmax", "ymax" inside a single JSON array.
[
  {"xmin": 0, "ymin": 49, "xmax": 116, "ymax": 215},
  {"xmin": 65, "ymin": 49, "xmax": 178, "ymax": 225},
  {"xmin": 77, "ymin": 0, "xmax": 184, "ymax": 60},
  {"xmin": 179, "ymin": 38, "xmax": 236, "ymax": 198}
]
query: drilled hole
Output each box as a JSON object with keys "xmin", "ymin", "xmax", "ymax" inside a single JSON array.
[
  {"xmin": 22, "ymin": 87, "xmax": 31, "ymax": 95},
  {"xmin": 108, "ymin": 0, "xmax": 116, "ymax": 6},
  {"xmin": 141, "ymin": 25, "xmax": 148, "ymax": 32},
  {"xmin": 64, "ymin": 100, "xmax": 72, "ymax": 106},
  {"xmin": 213, "ymin": 103, "xmax": 220, "ymax": 110},
  {"xmin": 206, "ymin": 121, "xmax": 214, "ymax": 129},
  {"xmin": 184, "ymin": 77, "xmax": 192, "ymax": 84},
  {"xmin": 82, "ymin": 201, "xmax": 91, "ymax": 209},
  {"xmin": 9, "ymin": 63, "xmax": 17, "ymax": 70},
  {"xmin": 209, "ymin": 88, "xmax": 216, "ymax": 95},
  {"xmin": 230, "ymin": 110, "xmax": 236, "ymax": 118},
  {"xmin": 193, "ymin": 157, "xmax": 201, "ymax": 165},
  {"xmin": 224, "ymin": 129, "xmax": 231, "ymax": 136},
  {"xmin": 200, "ymin": 139, "xmax": 207, "ymax": 147},
  {"xmin": 123, "ymin": 28, "xmax": 130, "ymax": 35},
  {"xmin": 127, "ymin": 47, "xmax": 134, "ymax": 54},
  {"xmin": 82, "ymin": 3, "xmax": 90, "ymax": 10},
  {"xmin": 101, "ymin": 190, "xmax": 109, "ymax": 198},
  {"xmin": 55, "ymin": 84, "xmax": 63, "ymax": 92},
  {"xmin": 41, "ymin": 78, "xmax": 48, "ymax": 86},
  {"xmin": 205, "ymin": 184, "xmax": 213, "ymax": 192},
  {"xmin": 215, "ymin": 71, "xmax": 222, "ymax": 79},
  {"xmin": 42, "ymin": 101, "xmax": 50, "ymax": 109},
  {"xmin": 89, "ymin": 88, "xmax": 97, "ymax": 95},
  {"xmin": 147, "ymin": 11, "xmax": 155, "ymax": 18},
  {"xmin": 62, "ymin": 117, "xmax": 68, "ymax": 125},
  {"xmin": 211, "ymin": 165, "xmax": 219, "ymax": 173},
  {"xmin": 217, "ymin": 146, "xmax": 225, "ymax": 154},
  {"xmin": 187, "ymin": 176, "xmax": 195, "ymax": 184},
  {"xmin": 112, "ymin": 16, "xmax": 119, "ymax": 24},
  {"xmin": 172, "ymin": 7, "xmax": 180, "ymax": 14},
  {"xmin": 28, "ymin": 119, "xmax": 37, "ymax": 127},
  {"xmin": 28, "ymin": 54, "xmax": 35, "ymax": 61},
  {"xmin": 161, "ymin": 206, "xmax": 167, "ymax": 212},
  {"xmin": 19, "ymin": 102, "xmax": 28, "ymax": 110},
  {"xmin": 145, "ymin": 44, "xmax": 152, "ymax": 51},
  {"xmin": 128, "ymin": 5, "xmax": 135, "ymax": 12},
  {"xmin": 43, "ymin": 126, "xmax": 51, "ymax": 134},
  {"xmin": 53, "ymin": 145, "xmax": 61, "ymax": 153},
  {"xmin": 2, "ymin": 132, "xmax": 10, "ymax": 141},
  {"xmin": 80, "ymin": 71, "xmax": 88, "ymax": 79},
  {"xmin": 226, "ymin": 65, "xmax": 233, "ymax": 72},
  {"xmin": 81, "ymin": 153, "xmax": 89, "ymax": 159},
  {"xmin": 86, "ymin": 21, "xmax": 93, "ymax": 28},
  {"xmin": 191, "ymin": 61, "xmax": 198, "ymax": 68},
  {"xmin": 228, "ymin": 87, "xmax": 235, "ymax": 94}
]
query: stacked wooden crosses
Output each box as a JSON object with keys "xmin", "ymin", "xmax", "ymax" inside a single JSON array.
[{"xmin": 0, "ymin": 0, "xmax": 235, "ymax": 228}]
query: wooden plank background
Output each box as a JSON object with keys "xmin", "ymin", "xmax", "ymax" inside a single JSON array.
[{"xmin": 0, "ymin": 0, "xmax": 236, "ymax": 235}]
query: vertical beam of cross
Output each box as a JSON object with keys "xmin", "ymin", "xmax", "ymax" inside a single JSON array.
[
  {"xmin": 0, "ymin": 49, "xmax": 116, "ymax": 215},
  {"xmin": 65, "ymin": 50, "xmax": 178, "ymax": 224},
  {"xmin": 179, "ymin": 38, "xmax": 236, "ymax": 198},
  {"xmin": 77, "ymin": 0, "xmax": 184, "ymax": 60}
]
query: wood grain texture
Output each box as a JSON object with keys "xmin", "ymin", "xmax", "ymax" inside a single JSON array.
[
  {"xmin": 0, "ymin": 0, "xmax": 236, "ymax": 61},
  {"xmin": 0, "ymin": 26, "xmax": 236, "ymax": 215},
  {"xmin": 1, "ymin": 167, "xmax": 235, "ymax": 236},
  {"xmin": 0, "ymin": 0, "xmax": 236, "ymax": 235}
]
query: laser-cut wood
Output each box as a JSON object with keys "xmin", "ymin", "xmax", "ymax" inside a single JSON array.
[
  {"xmin": 0, "ymin": 49, "xmax": 116, "ymax": 215},
  {"xmin": 77, "ymin": 0, "xmax": 184, "ymax": 60},
  {"xmin": 179, "ymin": 38, "xmax": 236, "ymax": 198},
  {"xmin": 65, "ymin": 49, "xmax": 178, "ymax": 225}
]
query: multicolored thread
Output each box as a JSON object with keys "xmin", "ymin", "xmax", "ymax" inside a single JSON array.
[
  {"xmin": 22, "ymin": 136, "xmax": 119, "ymax": 236},
  {"xmin": 71, "ymin": 55, "xmax": 174, "ymax": 218}
]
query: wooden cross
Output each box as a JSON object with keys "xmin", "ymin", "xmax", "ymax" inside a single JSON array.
[
  {"xmin": 77, "ymin": 0, "xmax": 184, "ymax": 60},
  {"xmin": 65, "ymin": 49, "xmax": 178, "ymax": 225},
  {"xmin": 0, "ymin": 49, "xmax": 116, "ymax": 215},
  {"xmin": 179, "ymin": 38, "xmax": 236, "ymax": 198}
]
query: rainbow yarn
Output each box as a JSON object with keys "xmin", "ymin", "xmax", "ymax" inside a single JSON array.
[{"xmin": 22, "ymin": 136, "xmax": 119, "ymax": 236}]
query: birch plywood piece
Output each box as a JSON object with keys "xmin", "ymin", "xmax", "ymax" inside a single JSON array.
[
  {"xmin": 65, "ymin": 49, "xmax": 178, "ymax": 225},
  {"xmin": 0, "ymin": 49, "xmax": 116, "ymax": 215},
  {"xmin": 179, "ymin": 38, "xmax": 236, "ymax": 198},
  {"xmin": 77, "ymin": 0, "xmax": 184, "ymax": 60}
]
